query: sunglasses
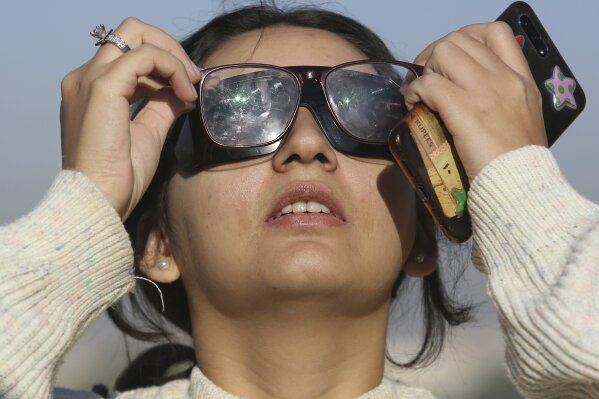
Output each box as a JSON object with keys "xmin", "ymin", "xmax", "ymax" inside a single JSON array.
[{"xmin": 172, "ymin": 60, "xmax": 423, "ymax": 171}]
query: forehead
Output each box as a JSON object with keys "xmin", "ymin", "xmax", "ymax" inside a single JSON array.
[{"xmin": 202, "ymin": 26, "xmax": 368, "ymax": 68}]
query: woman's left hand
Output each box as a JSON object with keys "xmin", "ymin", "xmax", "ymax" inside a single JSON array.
[{"xmin": 403, "ymin": 22, "xmax": 548, "ymax": 182}]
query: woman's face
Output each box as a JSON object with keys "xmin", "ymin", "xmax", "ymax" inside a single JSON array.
[{"xmin": 165, "ymin": 26, "xmax": 417, "ymax": 316}]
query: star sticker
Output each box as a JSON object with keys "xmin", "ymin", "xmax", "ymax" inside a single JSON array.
[
  {"xmin": 544, "ymin": 66, "xmax": 577, "ymax": 111},
  {"xmin": 451, "ymin": 188, "xmax": 467, "ymax": 217}
]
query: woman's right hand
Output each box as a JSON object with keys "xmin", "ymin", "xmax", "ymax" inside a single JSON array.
[
  {"xmin": 60, "ymin": 18, "xmax": 200, "ymax": 220},
  {"xmin": 402, "ymin": 22, "xmax": 547, "ymax": 183}
]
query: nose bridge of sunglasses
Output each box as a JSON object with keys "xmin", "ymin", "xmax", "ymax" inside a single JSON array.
[
  {"xmin": 282, "ymin": 79, "xmax": 356, "ymax": 152},
  {"xmin": 297, "ymin": 78, "xmax": 326, "ymax": 106}
]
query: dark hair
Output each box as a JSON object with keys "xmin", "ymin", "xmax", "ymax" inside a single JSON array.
[{"xmin": 109, "ymin": 3, "xmax": 473, "ymax": 391}]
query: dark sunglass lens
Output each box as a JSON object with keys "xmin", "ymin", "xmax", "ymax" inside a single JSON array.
[
  {"xmin": 326, "ymin": 63, "xmax": 413, "ymax": 143},
  {"xmin": 201, "ymin": 67, "xmax": 299, "ymax": 147}
]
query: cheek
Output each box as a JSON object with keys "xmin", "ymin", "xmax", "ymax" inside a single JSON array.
[
  {"xmin": 166, "ymin": 169, "xmax": 268, "ymax": 297},
  {"xmin": 376, "ymin": 165, "xmax": 417, "ymax": 257},
  {"xmin": 340, "ymin": 160, "xmax": 417, "ymax": 278}
]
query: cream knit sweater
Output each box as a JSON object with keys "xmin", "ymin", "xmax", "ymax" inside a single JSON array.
[{"xmin": 0, "ymin": 146, "xmax": 598, "ymax": 399}]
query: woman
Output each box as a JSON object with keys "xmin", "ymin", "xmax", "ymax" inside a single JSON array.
[{"xmin": 1, "ymin": 4, "xmax": 598, "ymax": 399}]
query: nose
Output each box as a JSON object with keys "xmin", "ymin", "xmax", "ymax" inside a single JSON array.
[{"xmin": 271, "ymin": 107, "xmax": 338, "ymax": 173}]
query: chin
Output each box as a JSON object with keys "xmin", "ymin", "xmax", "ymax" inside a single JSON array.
[
  {"xmin": 252, "ymin": 240, "xmax": 396, "ymax": 310},
  {"xmin": 257, "ymin": 240, "xmax": 358, "ymax": 295}
]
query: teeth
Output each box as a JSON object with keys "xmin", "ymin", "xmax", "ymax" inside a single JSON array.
[
  {"xmin": 292, "ymin": 202, "xmax": 306, "ymax": 213},
  {"xmin": 281, "ymin": 204, "xmax": 293, "ymax": 215},
  {"xmin": 276, "ymin": 201, "xmax": 332, "ymax": 218},
  {"xmin": 306, "ymin": 201, "xmax": 321, "ymax": 213}
]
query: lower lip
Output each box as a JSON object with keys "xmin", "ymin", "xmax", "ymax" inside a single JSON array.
[{"xmin": 267, "ymin": 213, "xmax": 345, "ymax": 227}]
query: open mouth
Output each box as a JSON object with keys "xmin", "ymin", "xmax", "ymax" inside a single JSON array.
[
  {"xmin": 265, "ymin": 183, "xmax": 346, "ymax": 224},
  {"xmin": 273, "ymin": 200, "xmax": 330, "ymax": 219}
]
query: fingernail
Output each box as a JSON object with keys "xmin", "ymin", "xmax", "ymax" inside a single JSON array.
[
  {"xmin": 185, "ymin": 101, "xmax": 196, "ymax": 112},
  {"xmin": 191, "ymin": 84, "xmax": 198, "ymax": 99},
  {"xmin": 188, "ymin": 59, "xmax": 201, "ymax": 78}
]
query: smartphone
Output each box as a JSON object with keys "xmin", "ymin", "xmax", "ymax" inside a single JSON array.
[
  {"xmin": 388, "ymin": 1, "xmax": 586, "ymax": 243},
  {"xmin": 498, "ymin": 1, "xmax": 586, "ymax": 145}
]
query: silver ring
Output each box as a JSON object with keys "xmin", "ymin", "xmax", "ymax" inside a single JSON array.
[{"xmin": 90, "ymin": 24, "xmax": 131, "ymax": 52}]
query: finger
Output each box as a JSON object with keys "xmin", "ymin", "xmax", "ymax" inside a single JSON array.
[
  {"xmin": 440, "ymin": 30, "xmax": 513, "ymax": 73},
  {"xmin": 131, "ymin": 75, "xmax": 170, "ymax": 103},
  {"xmin": 131, "ymin": 87, "xmax": 190, "ymax": 160},
  {"xmin": 421, "ymin": 40, "xmax": 488, "ymax": 89},
  {"xmin": 414, "ymin": 23, "xmax": 532, "ymax": 80},
  {"xmin": 93, "ymin": 17, "xmax": 201, "ymax": 82},
  {"xmin": 414, "ymin": 31, "xmax": 496, "ymax": 72},
  {"xmin": 459, "ymin": 22, "xmax": 533, "ymax": 79},
  {"xmin": 413, "ymin": 38, "xmax": 438, "ymax": 67},
  {"xmin": 101, "ymin": 43, "xmax": 198, "ymax": 103},
  {"xmin": 403, "ymin": 72, "xmax": 464, "ymax": 116},
  {"xmin": 129, "ymin": 87, "xmax": 191, "ymax": 215}
]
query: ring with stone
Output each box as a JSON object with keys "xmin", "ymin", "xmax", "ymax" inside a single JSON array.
[{"xmin": 90, "ymin": 24, "xmax": 131, "ymax": 52}]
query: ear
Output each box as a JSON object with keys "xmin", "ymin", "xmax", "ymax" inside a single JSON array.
[
  {"xmin": 403, "ymin": 205, "xmax": 438, "ymax": 278},
  {"xmin": 136, "ymin": 216, "xmax": 180, "ymax": 284}
]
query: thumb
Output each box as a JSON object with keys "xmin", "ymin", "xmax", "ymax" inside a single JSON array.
[
  {"xmin": 132, "ymin": 86, "xmax": 195, "ymax": 146},
  {"xmin": 126, "ymin": 87, "xmax": 194, "ymax": 216}
]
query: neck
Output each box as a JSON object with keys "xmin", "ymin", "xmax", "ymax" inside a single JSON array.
[{"xmin": 190, "ymin": 300, "xmax": 391, "ymax": 399}]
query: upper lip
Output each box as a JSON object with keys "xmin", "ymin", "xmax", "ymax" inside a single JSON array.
[{"xmin": 265, "ymin": 182, "xmax": 346, "ymax": 222}]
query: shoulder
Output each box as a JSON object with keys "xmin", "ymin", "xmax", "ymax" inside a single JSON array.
[
  {"xmin": 53, "ymin": 388, "xmax": 103, "ymax": 399},
  {"xmin": 53, "ymin": 378, "xmax": 190, "ymax": 399},
  {"xmin": 359, "ymin": 376, "xmax": 437, "ymax": 399},
  {"xmin": 387, "ymin": 383, "xmax": 437, "ymax": 399},
  {"xmin": 110, "ymin": 378, "xmax": 190, "ymax": 398}
]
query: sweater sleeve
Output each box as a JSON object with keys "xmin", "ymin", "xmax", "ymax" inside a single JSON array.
[
  {"xmin": 0, "ymin": 170, "xmax": 135, "ymax": 399},
  {"xmin": 468, "ymin": 145, "xmax": 599, "ymax": 398}
]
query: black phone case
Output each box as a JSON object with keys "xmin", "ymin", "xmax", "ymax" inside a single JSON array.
[{"xmin": 497, "ymin": 1, "xmax": 586, "ymax": 145}]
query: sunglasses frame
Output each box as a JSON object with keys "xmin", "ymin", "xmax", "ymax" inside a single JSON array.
[
  {"xmin": 197, "ymin": 60, "xmax": 424, "ymax": 148},
  {"xmin": 172, "ymin": 60, "xmax": 423, "ymax": 172}
]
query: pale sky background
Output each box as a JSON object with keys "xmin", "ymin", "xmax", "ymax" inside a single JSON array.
[{"xmin": 0, "ymin": 1, "xmax": 597, "ymax": 398}]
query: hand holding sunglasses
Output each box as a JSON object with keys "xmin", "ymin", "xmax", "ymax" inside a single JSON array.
[{"xmin": 61, "ymin": 18, "xmax": 201, "ymax": 221}]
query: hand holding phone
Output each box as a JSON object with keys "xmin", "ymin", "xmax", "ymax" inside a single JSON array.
[{"xmin": 388, "ymin": 2, "xmax": 585, "ymax": 242}]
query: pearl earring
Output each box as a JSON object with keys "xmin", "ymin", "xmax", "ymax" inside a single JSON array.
[{"xmin": 157, "ymin": 259, "xmax": 169, "ymax": 270}]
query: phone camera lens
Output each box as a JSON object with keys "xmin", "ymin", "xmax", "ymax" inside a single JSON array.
[{"xmin": 519, "ymin": 15, "xmax": 548, "ymax": 57}]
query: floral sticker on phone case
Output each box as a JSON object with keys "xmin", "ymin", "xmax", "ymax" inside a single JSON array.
[{"xmin": 544, "ymin": 65, "xmax": 577, "ymax": 111}]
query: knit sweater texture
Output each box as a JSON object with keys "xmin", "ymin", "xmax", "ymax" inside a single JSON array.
[{"xmin": 1, "ymin": 145, "xmax": 598, "ymax": 398}]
